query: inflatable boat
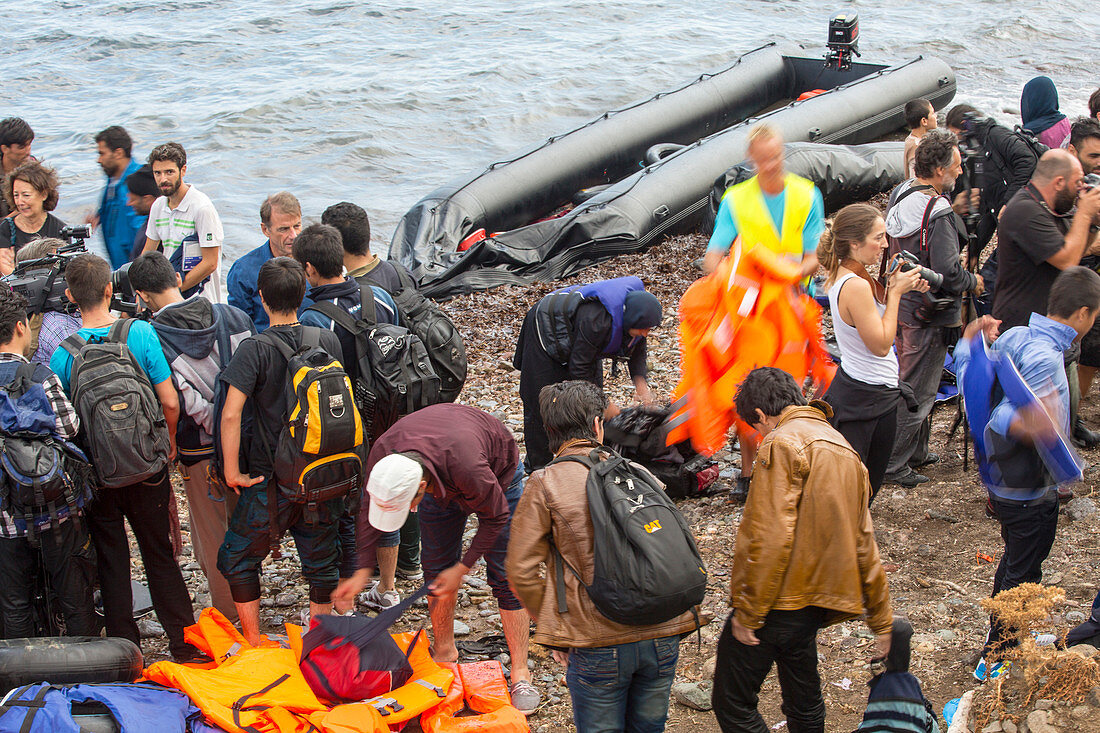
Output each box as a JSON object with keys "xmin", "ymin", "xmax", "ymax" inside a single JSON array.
[{"xmin": 391, "ymin": 42, "xmax": 956, "ymax": 298}]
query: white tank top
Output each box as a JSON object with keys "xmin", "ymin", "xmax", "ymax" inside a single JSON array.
[{"xmin": 828, "ymin": 272, "xmax": 900, "ymax": 388}]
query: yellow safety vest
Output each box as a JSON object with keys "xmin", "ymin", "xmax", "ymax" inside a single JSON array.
[{"xmin": 723, "ymin": 173, "xmax": 816, "ymax": 261}]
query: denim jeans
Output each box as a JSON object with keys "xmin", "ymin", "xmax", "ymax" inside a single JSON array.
[
  {"xmin": 418, "ymin": 464, "xmax": 525, "ymax": 610},
  {"xmin": 566, "ymin": 636, "xmax": 680, "ymax": 733}
]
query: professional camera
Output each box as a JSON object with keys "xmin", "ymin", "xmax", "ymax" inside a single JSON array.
[
  {"xmin": 888, "ymin": 250, "xmax": 945, "ymax": 290},
  {"xmin": 824, "ymin": 11, "xmax": 860, "ymax": 71},
  {"xmin": 1083, "ymin": 173, "xmax": 1100, "ymax": 193},
  {"xmin": 110, "ymin": 262, "xmax": 141, "ymax": 317},
  {"xmin": 2, "ymin": 241, "xmax": 87, "ymax": 315},
  {"xmin": 58, "ymin": 225, "xmax": 91, "ymax": 246}
]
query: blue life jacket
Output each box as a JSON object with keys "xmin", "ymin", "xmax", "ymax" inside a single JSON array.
[
  {"xmin": 0, "ymin": 682, "xmax": 218, "ymax": 733},
  {"xmin": 959, "ymin": 333, "xmax": 1082, "ymax": 494},
  {"xmin": 535, "ymin": 276, "xmax": 645, "ymax": 363},
  {"xmin": 856, "ymin": 672, "xmax": 939, "ymax": 732}
]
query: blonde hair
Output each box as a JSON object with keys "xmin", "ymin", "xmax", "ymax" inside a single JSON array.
[
  {"xmin": 817, "ymin": 203, "xmax": 883, "ymax": 277},
  {"xmin": 747, "ymin": 123, "xmax": 781, "ymax": 148}
]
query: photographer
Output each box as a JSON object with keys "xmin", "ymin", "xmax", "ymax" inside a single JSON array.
[
  {"xmin": 992, "ymin": 149, "xmax": 1100, "ymax": 448},
  {"xmin": 14, "ymin": 238, "xmax": 81, "ymax": 366},
  {"xmin": 0, "ymin": 161, "xmax": 67, "ymax": 275},
  {"xmin": 881, "ymin": 129, "xmax": 981, "ymax": 488},
  {"xmin": 946, "ymin": 105, "xmax": 1039, "ymax": 254}
]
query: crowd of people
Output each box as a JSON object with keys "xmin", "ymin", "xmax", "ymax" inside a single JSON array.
[{"xmin": 0, "ymin": 73, "xmax": 1099, "ymax": 733}]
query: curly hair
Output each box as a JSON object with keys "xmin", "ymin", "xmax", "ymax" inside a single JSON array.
[
  {"xmin": 3, "ymin": 160, "xmax": 60, "ymax": 212},
  {"xmin": 0, "ymin": 287, "xmax": 29, "ymax": 345}
]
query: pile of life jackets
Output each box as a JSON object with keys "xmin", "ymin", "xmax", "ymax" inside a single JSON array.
[
  {"xmin": 139, "ymin": 608, "xmax": 529, "ymax": 733},
  {"xmin": 667, "ymin": 243, "xmax": 835, "ymax": 455}
]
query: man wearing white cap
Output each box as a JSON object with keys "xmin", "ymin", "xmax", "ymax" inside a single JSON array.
[{"xmin": 332, "ymin": 402, "xmax": 540, "ymax": 714}]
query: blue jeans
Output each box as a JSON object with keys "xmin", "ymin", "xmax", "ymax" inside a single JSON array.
[
  {"xmin": 418, "ymin": 464, "xmax": 524, "ymax": 610},
  {"xmin": 566, "ymin": 636, "xmax": 680, "ymax": 733}
]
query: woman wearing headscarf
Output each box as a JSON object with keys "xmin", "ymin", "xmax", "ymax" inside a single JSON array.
[{"xmin": 1021, "ymin": 75, "xmax": 1072, "ymax": 149}]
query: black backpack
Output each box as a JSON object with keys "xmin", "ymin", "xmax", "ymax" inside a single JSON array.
[
  {"xmin": 257, "ymin": 327, "xmax": 366, "ymax": 509},
  {"xmin": 60, "ymin": 320, "xmax": 170, "ymax": 489},
  {"xmin": 373, "ymin": 268, "xmax": 467, "ymax": 403},
  {"xmin": 307, "ymin": 284, "xmax": 442, "ymax": 437},
  {"xmin": 0, "ymin": 362, "xmax": 93, "ymax": 547},
  {"xmin": 548, "ymin": 448, "xmax": 707, "ymax": 626}
]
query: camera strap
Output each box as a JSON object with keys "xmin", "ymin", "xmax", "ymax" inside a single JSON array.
[{"xmin": 919, "ymin": 195, "xmax": 943, "ymax": 254}]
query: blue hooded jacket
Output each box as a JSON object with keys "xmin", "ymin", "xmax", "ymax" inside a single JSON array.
[{"xmin": 98, "ymin": 158, "xmax": 144, "ymax": 269}]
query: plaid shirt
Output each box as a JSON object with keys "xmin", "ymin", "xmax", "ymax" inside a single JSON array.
[
  {"xmin": 31, "ymin": 311, "xmax": 81, "ymax": 368},
  {"xmin": 0, "ymin": 351, "xmax": 82, "ymax": 537}
]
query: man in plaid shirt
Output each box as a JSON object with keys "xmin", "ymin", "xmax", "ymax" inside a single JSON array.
[{"xmin": 0, "ymin": 287, "xmax": 95, "ymax": 637}]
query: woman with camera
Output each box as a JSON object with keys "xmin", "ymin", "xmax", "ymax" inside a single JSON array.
[
  {"xmin": 1, "ymin": 161, "xmax": 67, "ymax": 276},
  {"xmin": 820, "ymin": 203, "xmax": 929, "ymax": 500}
]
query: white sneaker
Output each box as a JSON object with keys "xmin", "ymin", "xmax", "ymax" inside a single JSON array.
[{"xmin": 361, "ymin": 582, "xmax": 401, "ymax": 611}]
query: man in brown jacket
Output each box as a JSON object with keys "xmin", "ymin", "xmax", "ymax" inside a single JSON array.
[
  {"xmin": 507, "ymin": 380, "xmax": 701, "ymax": 732},
  {"xmin": 713, "ymin": 367, "xmax": 892, "ymax": 733}
]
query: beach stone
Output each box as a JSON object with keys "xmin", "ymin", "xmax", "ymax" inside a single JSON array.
[
  {"xmin": 1035, "ymin": 699, "xmax": 1054, "ymax": 710},
  {"xmin": 274, "ymin": 592, "xmax": 297, "ymax": 607},
  {"xmin": 1089, "ymin": 686, "xmax": 1100, "ymax": 707},
  {"xmin": 702, "ymin": 654, "xmax": 718, "ymax": 679},
  {"xmin": 917, "ymin": 544, "xmax": 933, "ymax": 557},
  {"xmin": 671, "ymin": 681, "xmax": 712, "ymax": 711},
  {"xmin": 1066, "ymin": 611, "xmax": 1087, "ymax": 625},
  {"xmin": 912, "ymin": 634, "xmax": 936, "ymax": 653},
  {"xmin": 138, "ymin": 618, "xmax": 164, "ymax": 638},
  {"xmin": 983, "ymin": 721, "xmax": 1004, "ymax": 733},
  {"xmin": 1066, "ymin": 497, "xmax": 1097, "ymax": 521},
  {"xmin": 1026, "ymin": 709, "xmax": 1057, "ymax": 733},
  {"xmin": 1002, "ymin": 720, "xmax": 1017, "ymax": 733},
  {"xmin": 1069, "ymin": 644, "xmax": 1098, "ymax": 658},
  {"xmin": 496, "ymin": 653, "xmax": 510, "ymax": 666},
  {"xmin": 936, "ymin": 629, "xmax": 957, "ymax": 642},
  {"xmin": 453, "ymin": 620, "xmax": 471, "ymax": 637}
]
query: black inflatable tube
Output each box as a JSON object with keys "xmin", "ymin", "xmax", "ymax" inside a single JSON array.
[
  {"xmin": 0, "ymin": 637, "xmax": 143, "ymax": 692},
  {"xmin": 391, "ymin": 43, "xmax": 890, "ymax": 267},
  {"xmin": 412, "ymin": 56, "xmax": 954, "ymax": 298}
]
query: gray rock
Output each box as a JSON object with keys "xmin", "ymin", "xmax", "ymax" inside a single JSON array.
[
  {"xmin": 539, "ymin": 674, "xmax": 556, "ymax": 683},
  {"xmin": 1002, "ymin": 720, "xmax": 1017, "ymax": 733},
  {"xmin": 496, "ymin": 653, "xmax": 510, "ymax": 666},
  {"xmin": 936, "ymin": 629, "xmax": 957, "ymax": 642},
  {"xmin": 917, "ymin": 544, "xmax": 934, "ymax": 557},
  {"xmin": 527, "ymin": 660, "xmax": 535, "ymax": 670},
  {"xmin": 1069, "ymin": 644, "xmax": 1099, "ymax": 659},
  {"xmin": 983, "ymin": 721, "xmax": 1004, "ymax": 733},
  {"xmin": 1066, "ymin": 497, "xmax": 1097, "ymax": 521},
  {"xmin": 1089, "ymin": 685, "xmax": 1100, "ymax": 708},
  {"xmin": 1034, "ymin": 699, "xmax": 1054, "ymax": 710},
  {"xmin": 137, "ymin": 618, "xmax": 164, "ymax": 638},
  {"xmin": 1026, "ymin": 709, "xmax": 1058, "ymax": 733},
  {"xmin": 671, "ymin": 681, "xmax": 712, "ymax": 711},
  {"xmin": 479, "ymin": 609, "xmax": 498, "ymax": 617},
  {"xmin": 1066, "ymin": 611, "xmax": 1087, "ymax": 625},
  {"xmin": 274, "ymin": 591, "xmax": 297, "ymax": 607},
  {"xmin": 549, "ymin": 695, "xmax": 561, "ymax": 704},
  {"xmin": 466, "ymin": 577, "xmax": 488, "ymax": 589},
  {"xmin": 453, "ymin": 620, "xmax": 471, "ymax": 637},
  {"xmin": 702, "ymin": 654, "xmax": 717, "ymax": 680}
]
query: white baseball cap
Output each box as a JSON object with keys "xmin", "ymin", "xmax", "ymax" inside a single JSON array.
[{"xmin": 367, "ymin": 454, "xmax": 423, "ymax": 532}]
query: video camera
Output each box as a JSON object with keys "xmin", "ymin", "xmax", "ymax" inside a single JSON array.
[
  {"xmin": 1, "ymin": 226, "xmax": 141, "ymax": 317},
  {"xmin": 824, "ymin": 11, "xmax": 860, "ymax": 71}
]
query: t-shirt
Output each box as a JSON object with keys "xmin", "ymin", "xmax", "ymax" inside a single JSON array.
[
  {"xmin": 146, "ymin": 185, "xmax": 224, "ymax": 303},
  {"xmin": 0, "ymin": 213, "xmax": 67, "ymax": 254},
  {"xmin": 49, "ymin": 318, "xmax": 173, "ymax": 396},
  {"xmin": 219, "ymin": 324, "xmax": 342, "ymax": 479},
  {"xmin": 349, "ymin": 258, "xmax": 413, "ymax": 295},
  {"xmin": 706, "ymin": 185, "xmax": 825, "ymax": 257},
  {"xmin": 992, "ymin": 184, "xmax": 1069, "ymax": 331}
]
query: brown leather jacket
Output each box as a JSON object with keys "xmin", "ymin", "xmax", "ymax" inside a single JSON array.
[
  {"xmin": 728, "ymin": 402, "xmax": 892, "ymax": 635},
  {"xmin": 506, "ymin": 440, "xmax": 703, "ymax": 648}
]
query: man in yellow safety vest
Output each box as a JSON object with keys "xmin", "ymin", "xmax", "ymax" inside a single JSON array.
[{"xmin": 702, "ymin": 124, "xmax": 825, "ymax": 500}]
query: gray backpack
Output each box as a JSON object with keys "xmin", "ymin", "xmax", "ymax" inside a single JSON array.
[{"xmin": 60, "ymin": 319, "xmax": 170, "ymax": 488}]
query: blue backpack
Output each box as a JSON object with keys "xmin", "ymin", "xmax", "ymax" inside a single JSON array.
[
  {"xmin": 0, "ymin": 362, "xmax": 92, "ymax": 546},
  {"xmin": 0, "ymin": 682, "xmax": 217, "ymax": 733}
]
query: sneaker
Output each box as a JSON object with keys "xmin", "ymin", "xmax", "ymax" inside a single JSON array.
[
  {"xmin": 361, "ymin": 582, "xmax": 401, "ymax": 612},
  {"xmin": 973, "ymin": 657, "xmax": 1009, "ymax": 681},
  {"xmin": 509, "ymin": 679, "xmax": 541, "ymax": 715},
  {"xmin": 885, "ymin": 470, "xmax": 929, "ymax": 489},
  {"xmin": 910, "ymin": 452, "xmax": 940, "ymax": 469},
  {"xmin": 396, "ymin": 566, "xmax": 425, "ymax": 581}
]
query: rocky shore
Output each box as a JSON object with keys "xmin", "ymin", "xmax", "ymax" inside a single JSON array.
[{"xmin": 138, "ymin": 230, "xmax": 1100, "ymax": 732}]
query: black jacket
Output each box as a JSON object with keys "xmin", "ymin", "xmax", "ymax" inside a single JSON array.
[{"xmin": 961, "ymin": 117, "xmax": 1039, "ymax": 250}]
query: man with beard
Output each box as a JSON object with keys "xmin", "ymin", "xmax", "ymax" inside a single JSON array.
[
  {"xmin": 89, "ymin": 126, "xmax": 143, "ymax": 269},
  {"xmin": 992, "ymin": 149, "xmax": 1100, "ymax": 332},
  {"xmin": 141, "ymin": 142, "xmax": 224, "ymax": 302}
]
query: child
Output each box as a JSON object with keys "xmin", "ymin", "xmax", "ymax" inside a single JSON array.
[
  {"xmin": 215, "ymin": 257, "xmax": 346, "ymax": 645},
  {"xmin": 903, "ymin": 99, "xmax": 937, "ymax": 179}
]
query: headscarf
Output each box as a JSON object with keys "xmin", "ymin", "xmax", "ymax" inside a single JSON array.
[{"xmin": 1021, "ymin": 76, "xmax": 1066, "ymax": 135}]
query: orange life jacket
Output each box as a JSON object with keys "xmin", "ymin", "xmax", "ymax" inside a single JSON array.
[
  {"xmin": 666, "ymin": 243, "xmax": 835, "ymax": 455},
  {"xmin": 421, "ymin": 661, "xmax": 530, "ymax": 733}
]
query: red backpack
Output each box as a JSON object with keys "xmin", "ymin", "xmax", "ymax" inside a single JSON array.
[{"xmin": 300, "ymin": 584, "xmax": 430, "ymax": 704}]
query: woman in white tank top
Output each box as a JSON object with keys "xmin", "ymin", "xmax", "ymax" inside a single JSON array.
[{"xmin": 820, "ymin": 204, "xmax": 929, "ymax": 500}]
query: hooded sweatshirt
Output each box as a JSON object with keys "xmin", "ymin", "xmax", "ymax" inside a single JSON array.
[
  {"xmin": 150, "ymin": 297, "xmax": 256, "ymax": 465},
  {"xmin": 1021, "ymin": 76, "xmax": 1071, "ymax": 149},
  {"xmin": 884, "ymin": 180, "xmax": 977, "ymax": 328}
]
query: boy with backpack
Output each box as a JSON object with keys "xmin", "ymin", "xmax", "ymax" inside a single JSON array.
[
  {"xmin": 506, "ymin": 380, "xmax": 704, "ymax": 731},
  {"xmin": 293, "ymin": 223, "xmax": 406, "ymax": 613},
  {"xmin": 331, "ymin": 403, "xmax": 540, "ymax": 715},
  {"xmin": 128, "ymin": 252, "xmax": 256, "ymax": 623},
  {"xmin": 50, "ymin": 253, "xmax": 203, "ymax": 661},
  {"xmin": 216, "ymin": 257, "xmax": 357, "ymax": 646},
  {"xmin": 0, "ymin": 286, "xmax": 96, "ymax": 637},
  {"xmin": 712, "ymin": 367, "xmax": 892, "ymax": 733}
]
